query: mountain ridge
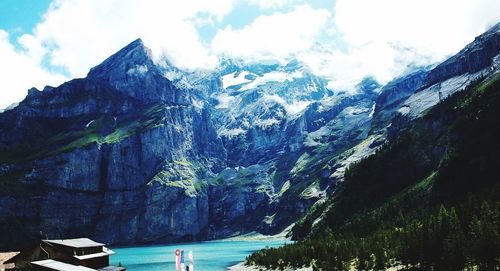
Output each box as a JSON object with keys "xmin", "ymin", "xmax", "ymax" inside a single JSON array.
[{"xmin": 1, "ymin": 23, "xmax": 499, "ymax": 251}]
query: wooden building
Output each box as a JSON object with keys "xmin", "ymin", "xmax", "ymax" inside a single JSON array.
[{"xmin": 4, "ymin": 238, "xmax": 124, "ymax": 271}]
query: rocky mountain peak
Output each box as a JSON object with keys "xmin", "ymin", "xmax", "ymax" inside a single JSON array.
[
  {"xmin": 87, "ymin": 38, "xmax": 155, "ymax": 80},
  {"xmin": 357, "ymin": 76, "xmax": 381, "ymax": 94},
  {"xmin": 84, "ymin": 38, "xmax": 189, "ymax": 104},
  {"xmin": 26, "ymin": 87, "xmax": 41, "ymax": 97}
]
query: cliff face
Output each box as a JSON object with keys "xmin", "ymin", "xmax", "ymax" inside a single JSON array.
[
  {"xmin": 372, "ymin": 23, "xmax": 500, "ymax": 137},
  {"xmin": 425, "ymin": 22, "xmax": 500, "ymax": 87},
  {"xmin": 371, "ymin": 69, "xmax": 430, "ymax": 131},
  {"xmin": 0, "ymin": 39, "xmax": 226, "ymax": 248},
  {"xmin": 290, "ymin": 24, "xmax": 500, "ymax": 241}
]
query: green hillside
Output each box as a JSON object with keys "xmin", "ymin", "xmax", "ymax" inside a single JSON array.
[{"xmin": 246, "ymin": 74, "xmax": 500, "ymax": 270}]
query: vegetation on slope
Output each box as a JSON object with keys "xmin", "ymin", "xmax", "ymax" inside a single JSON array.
[
  {"xmin": 246, "ymin": 73, "xmax": 500, "ymax": 270},
  {"xmin": 0, "ymin": 103, "xmax": 167, "ymax": 163}
]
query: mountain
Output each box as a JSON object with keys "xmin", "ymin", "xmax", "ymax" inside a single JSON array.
[
  {"xmin": 0, "ymin": 38, "xmax": 226, "ymax": 248},
  {"xmin": 248, "ymin": 71, "xmax": 500, "ymax": 270},
  {"xmin": 208, "ymin": 63, "xmax": 380, "ymax": 236},
  {"xmin": 0, "ymin": 23, "xmax": 499, "ymax": 254},
  {"xmin": 246, "ymin": 23, "xmax": 500, "ymax": 270},
  {"xmin": 0, "ymin": 36, "xmax": 380, "ymax": 247},
  {"xmin": 289, "ymin": 21, "xmax": 500, "ymax": 235}
]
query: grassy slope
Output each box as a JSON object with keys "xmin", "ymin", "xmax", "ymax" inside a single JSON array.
[
  {"xmin": 0, "ymin": 103, "xmax": 167, "ymax": 164},
  {"xmin": 0, "ymin": 102, "xmax": 171, "ymax": 200},
  {"xmin": 246, "ymin": 73, "xmax": 500, "ymax": 270}
]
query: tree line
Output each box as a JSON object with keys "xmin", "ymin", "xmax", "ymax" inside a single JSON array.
[{"xmin": 247, "ymin": 196, "xmax": 499, "ymax": 270}]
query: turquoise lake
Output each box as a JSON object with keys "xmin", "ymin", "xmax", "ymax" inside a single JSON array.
[{"xmin": 110, "ymin": 240, "xmax": 288, "ymax": 271}]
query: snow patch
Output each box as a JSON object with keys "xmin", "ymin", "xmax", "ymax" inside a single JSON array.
[
  {"xmin": 215, "ymin": 93, "xmax": 237, "ymax": 109},
  {"xmin": 344, "ymin": 106, "xmax": 369, "ymax": 115},
  {"xmin": 221, "ymin": 71, "xmax": 251, "ymax": 89},
  {"xmin": 263, "ymin": 94, "xmax": 286, "ymax": 105},
  {"xmin": 254, "ymin": 118, "xmax": 280, "ymax": 128},
  {"xmin": 241, "ymin": 70, "xmax": 303, "ymax": 91},
  {"xmin": 126, "ymin": 64, "xmax": 148, "ymax": 76},
  {"xmin": 317, "ymin": 97, "xmax": 340, "ymax": 112},
  {"xmin": 402, "ymin": 69, "xmax": 488, "ymax": 117},
  {"xmin": 397, "ymin": 105, "xmax": 410, "ymax": 115},
  {"xmin": 219, "ymin": 127, "xmax": 246, "ymax": 137},
  {"xmin": 368, "ymin": 103, "xmax": 376, "ymax": 117},
  {"xmin": 285, "ymin": 101, "xmax": 312, "ymax": 115},
  {"xmin": 262, "ymin": 94, "xmax": 311, "ymax": 115},
  {"xmin": 85, "ymin": 120, "xmax": 95, "ymax": 128},
  {"xmin": 192, "ymin": 98, "xmax": 203, "ymax": 109}
]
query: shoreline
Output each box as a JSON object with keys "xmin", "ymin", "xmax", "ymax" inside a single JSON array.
[
  {"xmin": 227, "ymin": 262, "xmax": 312, "ymax": 271},
  {"xmin": 227, "ymin": 262, "xmax": 260, "ymax": 271},
  {"xmin": 221, "ymin": 223, "xmax": 295, "ymax": 242},
  {"xmin": 227, "ymin": 262, "xmax": 259, "ymax": 271},
  {"xmin": 108, "ymin": 232, "xmax": 291, "ymax": 250},
  {"xmin": 218, "ymin": 231, "xmax": 291, "ymax": 242},
  {"xmin": 225, "ymin": 225, "xmax": 295, "ymax": 270}
]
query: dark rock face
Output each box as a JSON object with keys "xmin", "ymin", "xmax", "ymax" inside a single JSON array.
[
  {"xmin": 88, "ymin": 39, "xmax": 189, "ymax": 105},
  {"xmin": 0, "ymin": 40, "xmax": 226, "ymax": 249},
  {"xmin": 371, "ymin": 69, "xmax": 430, "ymax": 131},
  {"xmin": 220, "ymin": 99, "xmax": 288, "ymax": 167},
  {"xmin": 373, "ymin": 23, "xmax": 500, "ymax": 135},
  {"xmin": 425, "ymin": 23, "xmax": 500, "ymax": 86},
  {"xmin": 207, "ymin": 178, "xmax": 270, "ymax": 238}
]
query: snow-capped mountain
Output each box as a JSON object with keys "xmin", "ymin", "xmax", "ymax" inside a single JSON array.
[{"xmin": 0, "ymin": 22, "xmax": 499, "ymax": 250}]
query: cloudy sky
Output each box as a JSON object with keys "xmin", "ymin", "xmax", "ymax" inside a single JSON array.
[{"xmin": 0, "ymin": 0, "xmax": 499, "ymax": 109}]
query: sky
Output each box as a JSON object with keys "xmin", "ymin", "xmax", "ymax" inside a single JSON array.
[{"xmin": 0, "ymin": 0, "xmax": 499, "ymax": 109}]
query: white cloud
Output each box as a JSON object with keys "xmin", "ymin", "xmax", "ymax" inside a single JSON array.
[
  {"xmin": 299, "ymin": 0, "xmax": 500, "ymax": 92},
  {"xmin": 247, "ymin": 0, "xmax": 303, "ymax": 10},
  {"xmin": 0, "ymin": 0, "xmax": 236, "ymax": 109},
  {"xmin": 299, "ymin": 42, "xmax": 436, "ymax": 93},
  {"xmin": 211, "ymin": 5, "xmax": 330, "ymax": 62},
  {"xmin": 335, "ymin": 0, "xmax": 500, "ymax": 57},
  {"xmin": 0, "ymin": 30, "xmax": 67, "ymax": 109},
  {"xmin": 1, "ymin": 0, "xmax": 499, "ymax": 109},
  {"xmin": 27, "ymin": 0, "xmax": 235, "ymax": 77}
]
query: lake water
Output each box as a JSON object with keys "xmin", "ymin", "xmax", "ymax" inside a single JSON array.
[{"xmin": 110, "ymin": 240, "xmax": 288, "ymax": 271}]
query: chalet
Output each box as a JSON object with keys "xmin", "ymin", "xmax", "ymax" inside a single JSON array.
[{"xmin": 4, "ymin": 238, "xmax": 125, "ymax": 271}]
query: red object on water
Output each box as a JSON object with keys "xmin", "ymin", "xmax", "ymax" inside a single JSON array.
[{"xmin": 175, "ymin": 249, "xmax": 181, "ymax": 270}]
